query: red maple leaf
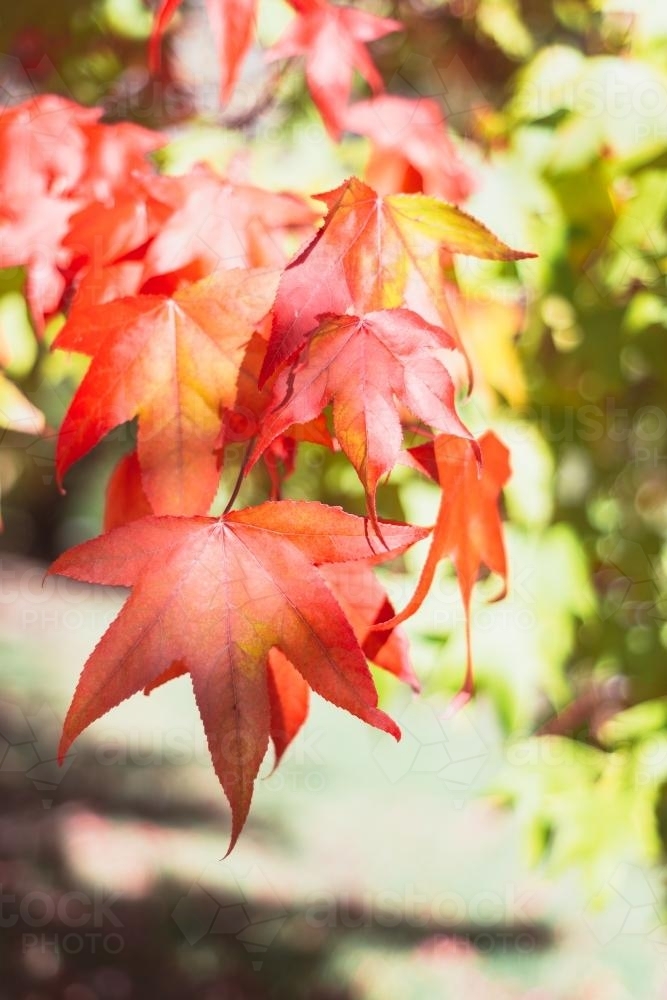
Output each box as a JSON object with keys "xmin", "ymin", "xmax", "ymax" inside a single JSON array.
[
  {"xmin": 55, "ymin": 268, "xmax": 279, "ymax": 516},
  {"xmin": 76, "ymin": 119, "xmax": 165, "ymax": 200},
  {"xmin": 49, "ymin": 502, "xmax": 428, "ymax": 849},
  {"xmin": 220, "ymin": 325, "xmax": 335, "ymax": 498},
  {"xmin": 250, "ymin": 309, "xmax": 473, "ymax": 530},
  {"xmin": 260, "ymin": 178, "xmax": 534, "ymax": 386},
  {"xmin": 64, "ymin": 180, "xmax": 174, "ymax": 315},
  {"xmin": 139, "ymin": 558, "xmax": 416, "ymax": 766},
  {"xmin": 0, "ymin": 96, "xmax": 98, "ymax": 201}
]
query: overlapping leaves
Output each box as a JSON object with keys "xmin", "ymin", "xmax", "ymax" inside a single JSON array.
[{"xmin": 0, "ymin": 12, "xmax": 531, "ymax": 847}]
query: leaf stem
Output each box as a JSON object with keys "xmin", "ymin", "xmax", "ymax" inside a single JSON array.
[{"xmin": 223, "ymin": 438, "xmax": 254, "ymax": 515}]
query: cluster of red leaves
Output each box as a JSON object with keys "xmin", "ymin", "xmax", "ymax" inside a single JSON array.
[
  {"xmin": 0, "ymin": 4, "xmax": 534, "ymax": 850},
  {"xmin": 150, "ymin": 0, "xmax": 474, "ymax": 200}
]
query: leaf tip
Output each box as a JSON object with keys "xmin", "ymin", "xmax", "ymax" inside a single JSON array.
[
  {"xmin": 56, "ymin": 730, "xmax": 72, "ymax": 767},
  {"xmin": 442, "ymin": 688, "xmax": 473, "ymax": 720}
]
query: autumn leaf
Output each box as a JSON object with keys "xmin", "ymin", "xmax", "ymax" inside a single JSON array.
[
  {"xmin": 251, "ymin": 309, "xmax": 473, "ymax": 529},
  {"xmin": 0, "ymin": 96, "xmax": 99, "ymax": 202},
  {"xmin": 0, "ymin": 97, "xmax": 163, "ymax": 327},
  {"xmin": 49, "ymin": 502, "xmax": 429, "ymax": 849},
  {"xmin": 55, "ymin": 268, "xmax": 280, "ymax": 516},
  {"xmin": 377, "ymin": 431, "xmax": 511, "ymax": 711},
  {"xmin": 260, "ymin": 178, "xmax": 535, "ymax": 385},
  {"xmin": 77, "ymin": 119, "xmax": 165, "ymax": 199},
  {"xmin": 0, "ymin": 43, "xmax": 535, "ymax": 856},
  {"xmin": 0, "ymin": 190, "xmax": 80, "ymax": 330},
  {"xmin": 267, "ymin": 0, "xmax": 401, "ymax": 137},
  {"xmin": 149, "ymin": 0, "xmax": 257, "ymax": 102},
  {"xmin": 344, "ymin": 95, "xmax": 476, "ymax": 202},
  {"xmin": 133, "ymin": 556, "xmax": 416, "ymax": 769},
  {"xmin": 64, "ymin": 181, "xmax": 174, "ymax": 314},
  {"xmin": 220, "ymin": 329, "xmax": 332, "ymax": 451},
  {"xmin": 65, "ymin": 181, "xmax": 172, "ymax": 275},
  {"xmin": 205, "ymin": 0, "xmax": 258, "ymax": 102},
  {"xmin": 140, "ymin": 167, "xmax": 315, "ymax": 287},
  {"xmin": 141, "ymin": 645, "xmax": 312, "ymax": 770},
  {"xmin": 67, "ymin": 262, "xmax": 147, "ymax": 320}
]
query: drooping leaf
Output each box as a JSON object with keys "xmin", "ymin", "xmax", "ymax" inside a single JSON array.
[
  {"xmin": 251, "ymin": 309, "xmax": 473, "ymax": 528},
  {"xmin": 204, "ymin": 0, "xmax": 258, "ymax": 102},
  {"xmin": 148, "ymin": 0, "xmax": 181, "ymax": 75},
  {"xmin": 55, "ymin": 268, "xmax": 279, "ymax": 516},
  {"xmin": 49, "ymin": 502, "xmax": 429, "ymax": 849},
  {"xmin": 379, "ymin": 431, "xmax": 511, "ymax": 710}
]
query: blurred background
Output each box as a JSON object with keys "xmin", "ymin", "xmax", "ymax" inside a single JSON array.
[{"xmin": 0, "ymin": 0, "xmax": 666, "ymax": 996}]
